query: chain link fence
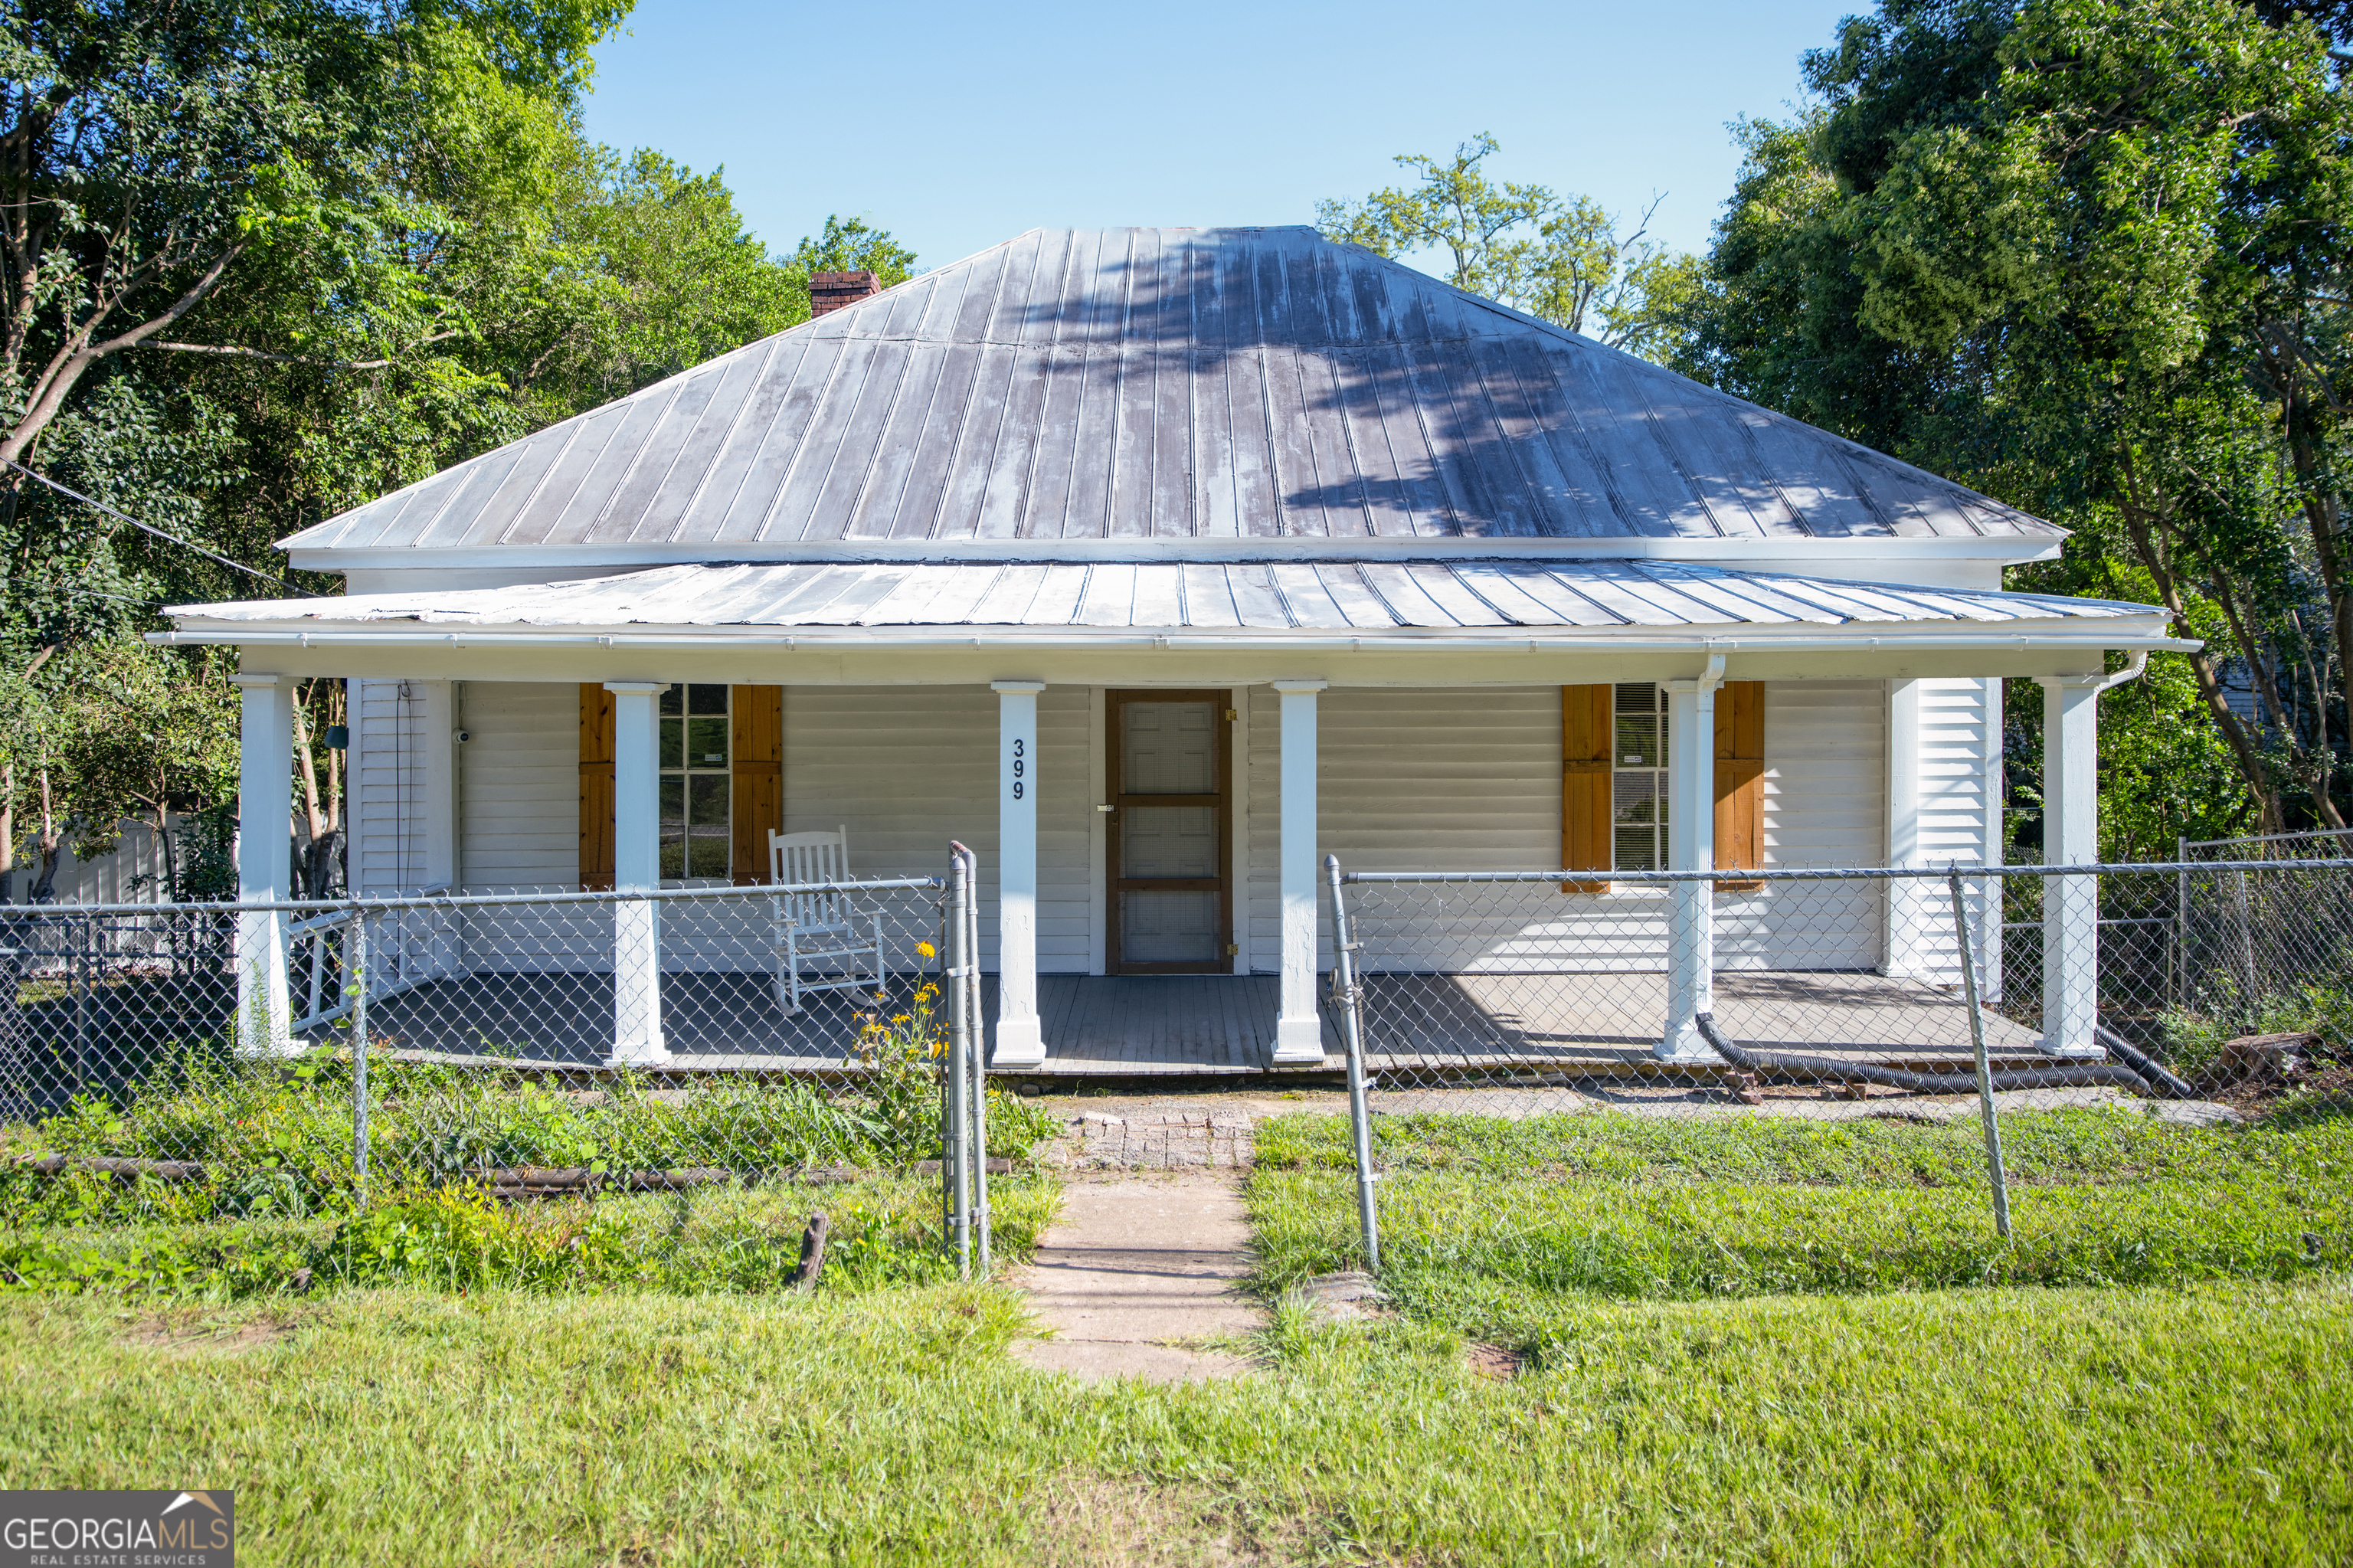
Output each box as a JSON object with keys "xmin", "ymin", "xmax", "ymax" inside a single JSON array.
[
  {"xmin": 1323, "ymin": 857, "xmax": 2353, "ymax": 1270},
  {"xmin": 0, "ymin": 854, "xmax": 1011, "ymax": 1282}
]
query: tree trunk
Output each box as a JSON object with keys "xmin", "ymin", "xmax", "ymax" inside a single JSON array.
[{"xmin": 30, "ymin": 768, "xmax": 59, "ymax": 904}]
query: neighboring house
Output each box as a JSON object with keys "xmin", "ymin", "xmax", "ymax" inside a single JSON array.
[{"xmin": 161, "ymin": 226, "xmax": 2186, "ymax": 1072}]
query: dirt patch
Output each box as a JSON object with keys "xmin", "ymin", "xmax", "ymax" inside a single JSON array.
[
  {"xmin": 120, "ymin": 1312, "xmax": 296, "ymax": 1357},
  {"xmin": 1464, "ymin": 1343, "xmax": 1521, "ymax": 1381},
  {"xmin": 1026, "ymin": 1475, "xmax": 1331, "ymax": 1567}
]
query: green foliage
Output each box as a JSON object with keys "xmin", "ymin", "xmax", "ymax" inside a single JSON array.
[
  {"xmin": 0, "ymin": 1047, "xmax": 1061, "ymax": 1232},
  {"xmin": 1317, "ymin": 133, "xmax": 1699, "ymax": 355},
  {"xmin": 0, "ymin": 0, "xmax": 920, "ymax": 856},
  {"xmin": 0, "ymin": 1171, "xmax": 1059, "ymax": 1298},
  {"xmin": 1680, "ymin": 0, "xmax": 2353, "ymax": 835},
  {"xmin": 2160, "ymin": 980, "xmax": 2353, "ymax": 1082},
  {"xmin": 787, "ymin": 214, "xmax": 918, "ymax": 288}
]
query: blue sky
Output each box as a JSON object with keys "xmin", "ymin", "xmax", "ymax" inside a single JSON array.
[{"xmin": 582, "ymin": 0, "xmax": 1857, "ymax": 277}]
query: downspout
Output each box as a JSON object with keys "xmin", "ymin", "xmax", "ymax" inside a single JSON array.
[{"xmin": 2088, "ymin": 648, "xmax": 2150, "ymax": 696}]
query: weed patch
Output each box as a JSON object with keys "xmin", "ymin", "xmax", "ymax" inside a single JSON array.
[{"xmin": 0, "ymin": 1174, "xmax": 1059, "ymax": 1301}]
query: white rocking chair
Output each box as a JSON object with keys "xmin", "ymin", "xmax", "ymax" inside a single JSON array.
[{"xmin": 768, "ymin": 827, "xmax": 885, "ymax": 1014}]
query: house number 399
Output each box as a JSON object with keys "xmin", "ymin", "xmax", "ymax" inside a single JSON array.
[{"xmin": 1010, "ymin": 738, "xmax": 1026, "ymax": 800}]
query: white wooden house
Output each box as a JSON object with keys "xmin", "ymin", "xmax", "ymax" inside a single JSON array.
[{"xmin": 160, "ymin": 227, "xmax": 2188, "ymax": 1073}]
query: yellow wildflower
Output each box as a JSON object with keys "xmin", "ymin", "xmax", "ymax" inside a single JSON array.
[{"xmin": 916, "ymin": 941, "xmax": 937, "ymax": 959}]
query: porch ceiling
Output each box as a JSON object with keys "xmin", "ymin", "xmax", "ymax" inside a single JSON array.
[{"xmin": 165, "ymin": 557, "xmax": 2184, "ymax": 650}]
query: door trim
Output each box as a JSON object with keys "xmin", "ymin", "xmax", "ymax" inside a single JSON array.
[{"xmin": 1106, "ymin": 689, "xmax": 1234, "ymax": 975}]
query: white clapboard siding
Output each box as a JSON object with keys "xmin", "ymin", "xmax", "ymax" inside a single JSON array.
[
  {"xmin": 1716, "ymin": 679, "xmax": 1887, "ymax": 972},
  {"xmin": 1248, "ymin": 682, "xmax": 1888, "ymax": 974},
  {"xmin": 457, "ymin": 681, "xmax": 577, "ymax": 891},
  {"xmin": 1247, "ymin": 686, "xmax": 1563, "ymax": 971},
  {"xmin": 350, "ymin": 678, "xmax": 455, "ymax": 895},
  {"xmin": 1882, "ymin": 676, "xmax": 2001, "ymax": 986},
  {"xmin": 783, "ymin": 685, "xmax": 1038, "ymax": 969},
  {"xmin": 1036, "ymin": 686, "xmax": 1091, "ymax": 971},
  {"xmin": 1919, "ymin": 678, "xmax": 2001, "ymax": 864}
]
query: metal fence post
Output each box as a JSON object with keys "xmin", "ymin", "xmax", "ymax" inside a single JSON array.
[
  {"xmin": 1949, "ymin": 866, "xmax": 2012, "ymax": 1240},
  {"xmin": 944, "ymin": 847, "xmax": 972, "ymax": 1277},
  {"xmin": 349, "ymin": 907, "xmax": 371, "ymax": 1203},
  {"xmin": 965, "ymin": 843, "xmax": 990, "ymax": 1277},
  {"xmin": 71, "ymin": 912, "xmax": 89, "ymax": 1099},
  {"xmin": 2174, "ymin": 835, "xmax": 2188, "ymax": 1010},
  {"xmin": 1325, "ymin": 854, "xmax": 1381, "ymax": 1275}
]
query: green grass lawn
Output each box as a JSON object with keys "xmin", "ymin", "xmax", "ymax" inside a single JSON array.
[
  {"xmin": 1252, "ymin": 1106, "xmax": 2353, "ymax": 1299},
  {"xmin": 1, "ymin": 1278, "xmax": 2345, "ymax": 1565},
  {"xmin": 4, "ymin": 1105, "xmax": 2348, "ymax": 1563}
]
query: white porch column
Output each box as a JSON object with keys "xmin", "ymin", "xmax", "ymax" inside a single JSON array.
[
  {"xmin": 231, "ymin": 674, "xmax": 295, "ymax": 1058},
  {"xmin": 1271, "ymin": 679, "xmax": 1327, "ymax": 1066},
  {"xmin": 606, "ymin": 681, "xmax": 669, "ymax": 1066},
  {"xmin": 1661, "ymin": 659, "xmax": 1724, "ymax": 1061},
  {"xmin": 991, "ymin": 680, "xmax": 1046, "ymax": 1067},
  {"xmin": 2037, "ymin": 674, "xmax": 2104, "ymax": 1058}
]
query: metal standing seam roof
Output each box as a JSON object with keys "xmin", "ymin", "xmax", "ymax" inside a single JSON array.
[
  {"xmin": 277, "ymin": 227, "xmax": 2061, "ymax": 559},
  {"xmin": 171, "ymin": 559, "xmax": 2163, "ymax": 633}
]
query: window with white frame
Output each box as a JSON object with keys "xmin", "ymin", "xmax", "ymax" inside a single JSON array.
[
  {"xmin": 659, "ymin": 683, "xmax": 731, "ymax": 879},
  {"xmin": 1612, "ymin": 682, "xmax": 1669, "ymax": 872}
]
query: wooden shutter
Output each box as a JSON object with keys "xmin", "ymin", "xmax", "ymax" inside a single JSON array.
[
  {"xmin": 1562, "ymin": 684, "xmax": 1612, "ymax": 894},
  {"xmin": 578, "ymin": 683, "xmax": 615, "ymax": 892},
  {"xmin": 1714, "ymin": 681, "xmax": 1765, "ymax": 889},
  {"xmin": 731, "ymin": 685, "xmax": 784, "ymax": 885}
]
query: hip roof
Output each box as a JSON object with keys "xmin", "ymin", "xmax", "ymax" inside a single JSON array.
[{"xmin": 280, "ymin": 227, "xmax": 2060, "ymax": 563}]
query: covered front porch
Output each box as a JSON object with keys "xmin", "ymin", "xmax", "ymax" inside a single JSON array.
[{"xmin": 169, "ymin": 555, "xmax": 2187, "ymax": 1079}]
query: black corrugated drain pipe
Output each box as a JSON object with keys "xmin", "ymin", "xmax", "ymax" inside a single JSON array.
[
  {"xmin": 1693, "ymin": 1013, "xmax": 2152, "ymax": 1095},
  {"xmin": 2093, "ymin": 1025, "xmax": 2199, "ymax": 1100}
]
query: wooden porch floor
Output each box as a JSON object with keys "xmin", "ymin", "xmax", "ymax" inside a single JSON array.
[{"xmin": 334, "ymin": 968, "xmax": 2044, "ymax": 1076}]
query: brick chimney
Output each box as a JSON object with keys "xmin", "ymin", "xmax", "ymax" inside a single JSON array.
[{"xmin": 809, "ymin": 270, "xmax": 882, "ymax": 319}]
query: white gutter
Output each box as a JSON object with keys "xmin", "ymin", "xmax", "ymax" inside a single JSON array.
[
  {"xmin": 283, "ymin": 533, "xmax": 2069, "ymax": 572},
  {"xmin": 150, "ymin": 626, "xmax": 2200, "ymax": 654}
]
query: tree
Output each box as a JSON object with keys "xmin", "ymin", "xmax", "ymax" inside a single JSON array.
[
  {"xmin": 1317, "ymin": 133, "xmax": 1699, "ymax": 356},
  {"xmin": 789, "ymin": 214, "xmax": 917, "ymax": 288},
  {"xmin": 1677, "ymin": 0, "xmax": 2353, "ymax": 841},
  {"xmin": 0, "ymin": 0, "xmax": 920, "ymax": 892}
]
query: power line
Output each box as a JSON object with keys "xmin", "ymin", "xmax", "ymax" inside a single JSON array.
[{"xmin": 2, "ymin": 458, "xmax": 320, "ymax": 598}]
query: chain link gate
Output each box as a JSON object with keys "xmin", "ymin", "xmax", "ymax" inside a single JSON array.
[{"xmin": 1324, "ymin": 856, "xmax": 2353, "ymax": 1271}]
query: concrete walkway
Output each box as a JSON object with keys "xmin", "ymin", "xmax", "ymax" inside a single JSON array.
[{"xmin": 1010, "ymin": 1173, "xmax": 1260, "ymax": 1383}]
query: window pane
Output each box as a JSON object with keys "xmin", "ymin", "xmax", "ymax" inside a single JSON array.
[
  {"xmin": 687, "ymin": 684, "xmax": 728, "ymax": 716},
  {"xmin": 689, "ymin": 774, "xmax": 730, "ymax": 827},
  {"xmin": 660, "ymin": 717, "xmax": 683, "ymax": 770},
  {"xmin": 1613, "ymin": 772, "xmax": 1664, "ymax": 872},
  {"xmin": 688, "ymin": 833, "xmax": 730, "ymax": 879},
  {"xmin": 688, "ymin": 715, "xmax": 729, "ymax": 766},
  {"xmin": 659, "ymin": 831, "xmax": 686, "ymax": 880},
  {"xmin": 660, "ymin": 683, "xmax": 684, "ymax": 716},
  {"xmin": 659, "ymin": 776, "xmax": 684, "ymax": 828},
  {"xmin": 1615, "ymin": 712, "xmax": 1660, "ymax": 767}
]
